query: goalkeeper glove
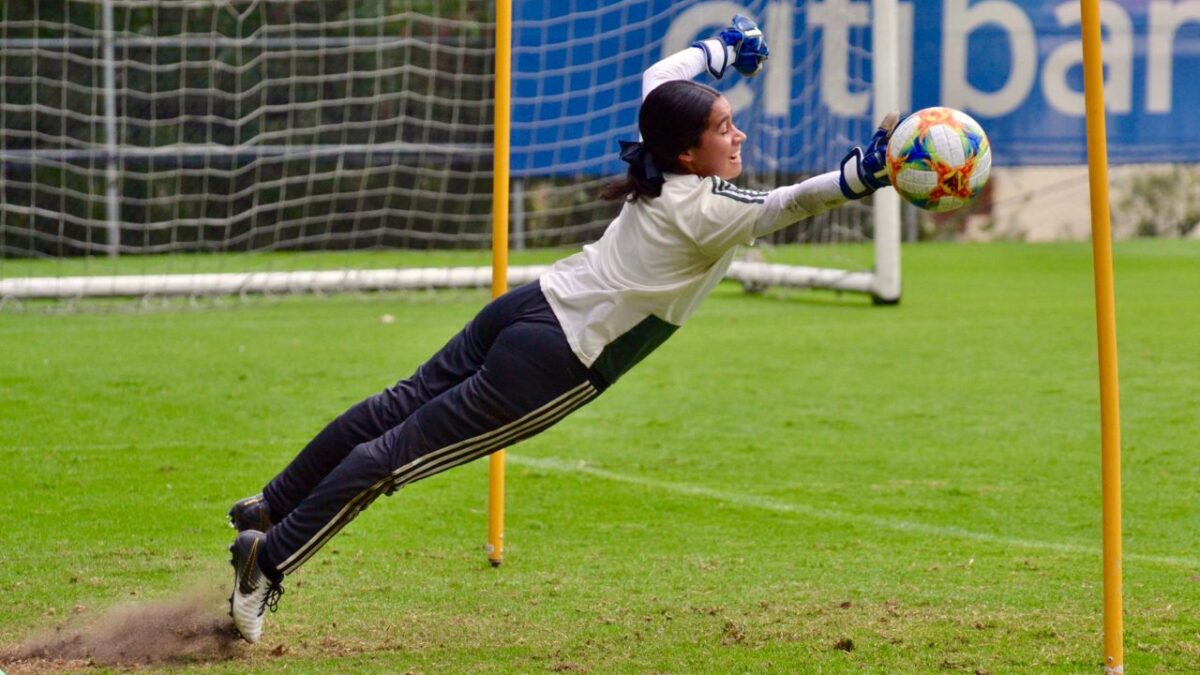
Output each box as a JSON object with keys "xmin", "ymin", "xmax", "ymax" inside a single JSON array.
[
  {"xmin": 693, "ymin": 15, "xmax": 769, "ymax": 79},
  {"xmin": 839, "ymin": 111, "xmax": 902, "ymax": 200}
]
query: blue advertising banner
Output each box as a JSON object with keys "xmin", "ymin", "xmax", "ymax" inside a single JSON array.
[{"xmin": 513, "ymin": 0, "xmax": 1200, "ymax": 176}]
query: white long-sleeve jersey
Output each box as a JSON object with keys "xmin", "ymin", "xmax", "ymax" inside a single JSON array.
[{"xmin": 540, "ymin": 46, "xmax": 849, "ymax": 384}]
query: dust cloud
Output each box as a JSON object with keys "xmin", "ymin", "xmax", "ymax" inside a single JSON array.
[{"xmin": 1, "ymin": 587, "xmax": 243, "ymax": 672}]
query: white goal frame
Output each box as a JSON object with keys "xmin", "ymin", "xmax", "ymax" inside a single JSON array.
[{"xmin": 0, "ymin": 0, "xmax": 901, "ymax": 304}]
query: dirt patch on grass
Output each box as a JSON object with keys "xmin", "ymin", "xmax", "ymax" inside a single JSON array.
[{"xmin": 0, "ymin": 588, "xmax": 243, "ymax": 672}]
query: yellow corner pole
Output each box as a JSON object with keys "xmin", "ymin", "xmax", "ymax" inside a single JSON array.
[
  {"xmin": 487, "ymin": 0, "xmax": 513, "ymax": 568},
  {"xmin": 1078, "ymin": 0, "xmax": 1124, "ymax": 670}
]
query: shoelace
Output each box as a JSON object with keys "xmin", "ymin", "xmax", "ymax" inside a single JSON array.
[{"xmin": 264, "ymin": 582, "xmax": 284, "ymax": 614}]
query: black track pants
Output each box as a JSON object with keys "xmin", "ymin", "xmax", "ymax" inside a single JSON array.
[{"xmin": 258, "ymin": 282, "xmax": 606, "ymax": 576}]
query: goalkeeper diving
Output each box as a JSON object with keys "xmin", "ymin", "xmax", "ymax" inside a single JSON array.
[{"xmin": 226, "ymin": 15, "xmax": 901, "ymax": 643}]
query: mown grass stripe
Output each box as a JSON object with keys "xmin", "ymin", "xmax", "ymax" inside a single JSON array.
[{"xmin": 509, "ymin": 454, "xmax": 1200, "ymax": 569}]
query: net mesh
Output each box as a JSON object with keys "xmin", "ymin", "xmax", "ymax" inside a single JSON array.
[
  {"xmin": 0, "ymin": 0, "xmax": 886, "ymax": 299},
  {"xmin": 1, "ymin": 0, "xmax": 496, "ymax": 259},
  {"xmin": 509, "ymin": 0, "xmax": 878, "ymax": 263}
]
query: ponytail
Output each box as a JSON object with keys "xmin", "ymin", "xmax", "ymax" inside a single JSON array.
[
  {"xmin": 601, "ymin": 140, "xmax": 665, "ymax": 201},
  {"xmin": 602, "ymin": 80, "xmax": 720, "ymax": 203}
]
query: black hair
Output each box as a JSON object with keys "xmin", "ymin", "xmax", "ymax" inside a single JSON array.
[{"xmin": 601, "ymin": 80, "xmax": 721, "ymax": 202}]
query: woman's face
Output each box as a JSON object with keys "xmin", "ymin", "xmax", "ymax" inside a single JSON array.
[{"xmin": 677, "ymin": 96, "xmax": 746, "ymax": 180}]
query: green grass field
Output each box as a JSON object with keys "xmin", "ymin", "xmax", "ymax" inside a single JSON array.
[{"xmin": 1, "ymin": 240, "xmax": 1198, "ymax": 673}]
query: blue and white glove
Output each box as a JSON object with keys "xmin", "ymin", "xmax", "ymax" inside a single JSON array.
[
  {"xmin": 839, "ymin": 111, "xmax": 901, "ymax": 200},
  {"xmin": 693, "ymin": 15, "xmax": 769, "ymax": 79}
]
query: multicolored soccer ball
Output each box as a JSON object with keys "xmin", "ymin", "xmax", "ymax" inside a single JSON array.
[{"xmin": 886, "ymin": 107, "xmax": 991, "ymax": 213}]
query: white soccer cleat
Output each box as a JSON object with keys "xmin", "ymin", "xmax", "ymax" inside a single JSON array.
[{"xmin": 228, "ymin": 530, "xmax": 284, "ymax": 644}]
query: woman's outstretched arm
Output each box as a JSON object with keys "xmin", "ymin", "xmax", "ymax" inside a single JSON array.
[
  {"xmin": 641, "ymin": 47, "xmax": 711, "ymax": 100},
  {"xmin": 642, "ymin": 15, "xmax": 768, "ymax": 99},
  {"xmin": 751, "ymin": 113, "xmax": 900, "ymax": 237}
]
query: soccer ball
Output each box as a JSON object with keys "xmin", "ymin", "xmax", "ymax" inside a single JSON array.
[{"xmin": 886, "ymin": 107, "xmax": 991, "ymax": 213}]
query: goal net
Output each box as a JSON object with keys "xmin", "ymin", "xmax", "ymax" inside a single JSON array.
[{"xmin": 0, "ymin": 0, "xmax": 899, "ymax": 304}]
